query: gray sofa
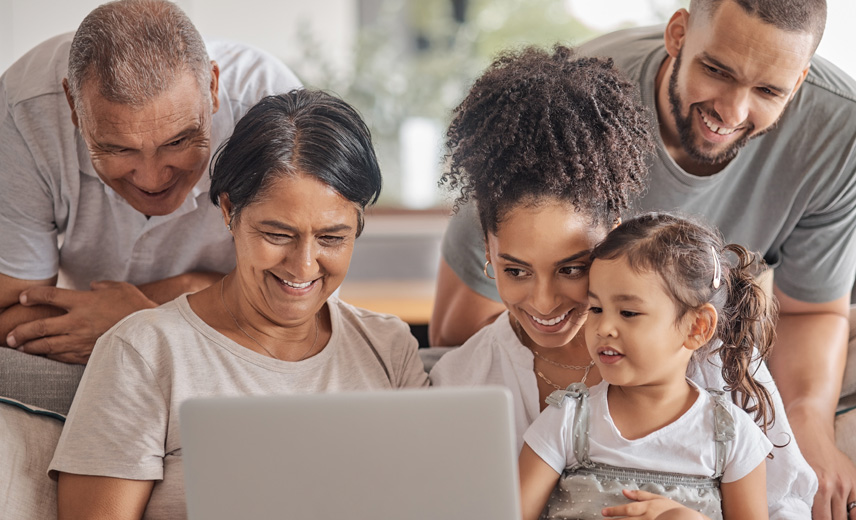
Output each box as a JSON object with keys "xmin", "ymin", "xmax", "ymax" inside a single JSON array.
[{"xmin": 2, "ymin": 346, "xmax": 855, "ymax": 519}]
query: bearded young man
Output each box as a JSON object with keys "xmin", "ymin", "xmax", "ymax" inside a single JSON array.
[
  {"xmin": 0, "ymin": 0, "xmax": 300, "ymax": 364},
  {"xmin": 431, "ymin": 1, "xmax": 856, "ymax": 518}
]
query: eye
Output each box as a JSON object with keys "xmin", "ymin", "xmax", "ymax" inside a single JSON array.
[
  {"xmin": 588, "ymin": 306, "xmax": 602, "ymax": 314},
  {"xmin": 620, "ymin": 310, "xmax": 640, "ymax": 318},
  {"xmin": 559, "ymin": 265, "xmax": 587, "ymax": 278},
  {"xmin": 263, "ymin": 232, "xmax": 292, "ymax": 243},
  {"xmin": 319, "ymin": 235, "xmax": 345, "ymax": 246},
  {"xmin": 504, "ymin": 267, "xmax": 527, "ymax": 278},
  {"xmin": 704, "ymin": 64, "xmax": 727, "ymax": 78},
  {"xmin": 167, "ymin": 138, "xmax": 186, "ymax": 147}
]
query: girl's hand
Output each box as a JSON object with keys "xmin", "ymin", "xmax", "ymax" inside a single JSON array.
[{"xmin": 601, "ymin": 489, "xmax": 709, "ymax": 519}]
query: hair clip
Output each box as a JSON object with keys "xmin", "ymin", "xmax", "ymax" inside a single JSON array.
[{"xmin": 711, "ymin": 245, "xmax": 721, "ymax": 289}]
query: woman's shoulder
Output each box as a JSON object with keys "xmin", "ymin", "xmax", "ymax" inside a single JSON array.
[
  {"xmin": 101, "ymin": 295, "xmax": 199, "ymax": 350},
  {"xmin": 430, "ymin": 312, "xmax": 531, "ymax": 384},
  {"xmin": 329, "ymin": 297, "xmax": 412, "ymax": 334},
  {"xmin": 327, "ymin": 297, "xmax": 418, "ymax": 356}
]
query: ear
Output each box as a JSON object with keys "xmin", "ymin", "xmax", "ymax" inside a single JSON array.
[
  {"xmin": 789, "ymin": 64, "xmax": 811, "ymax": 102},
  {"xmin": 219, "ymin": 193, "xmax": 233, "ymax": 230},
  {"xmin": 683, "ymin": 303, "xmax": 717, "ymax": 351},
  {"xmin": 209, "ymin": 61, "xmax": 221, "ymax": 114},
  {"xmin": 664, "ymin": 8, "xmax": 689, "ymax": 59},
  {"xmin": 62, "ymin": 78, "xmax": 80, "ymax": 128}
]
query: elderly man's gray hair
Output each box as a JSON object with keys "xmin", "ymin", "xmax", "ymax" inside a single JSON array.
[{"xmin": 67, "ymin": 0, "xmax": 212, "ymax": 113}]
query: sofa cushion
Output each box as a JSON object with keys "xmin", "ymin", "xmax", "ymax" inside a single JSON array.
[
  {"xmin": 0, "ymin": 347, "xmax": 85, "ymax": 415},
  {"xmin": 0, "ymin": 397, "xmax": 65, "ymax": 519},
  {"xmin": 837, "ymin": 406, "xmax": 856, "ymax": 464},
  {"xmin": 418, "ymin": 346, "xmax": 456, "ymax": 373}
]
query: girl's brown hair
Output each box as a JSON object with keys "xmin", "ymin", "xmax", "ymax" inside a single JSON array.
[{"xmin": 592, "ymin": 212, "xmax": 778, "ymax": 431}]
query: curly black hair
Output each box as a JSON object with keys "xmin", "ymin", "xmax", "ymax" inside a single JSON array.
[{"xmin": 440, "ymin": 45, "xmax": 653, "ymax": 235}]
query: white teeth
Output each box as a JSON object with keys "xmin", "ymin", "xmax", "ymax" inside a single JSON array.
[
  {"xmin": 601, "ymin": 349, "xmax": 620, "ymax": 356},
  {"xmin": 531, "ymin": 311, "xmax": 569, "ymax": 326},
  {"xmin": 281, "ymin": 279, "xmax": 312, "ymax": 289},
  {"xmin": 701, "ymin": 112, "xmax": 737, "ymax": 135}
]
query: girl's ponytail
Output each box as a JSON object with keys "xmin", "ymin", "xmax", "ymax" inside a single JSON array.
[{"xmin": 715, "ymin": 243, "xmax": 778, "ymax": 431}]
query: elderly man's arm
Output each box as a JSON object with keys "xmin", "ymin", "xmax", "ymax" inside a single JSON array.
[
  {"xmin": 767, "ymin": 286, "xmax": 856, "ymax": 520},
  {"xmin": 1, "ymin": 271, "xmax": 223, "ymax": 363}
]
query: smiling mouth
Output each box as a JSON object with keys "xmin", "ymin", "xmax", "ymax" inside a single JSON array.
[
  {"xmin": 597, "ymin": 347, "xmax": 625, "ymax": 364},
  {"xmin": 134, "ymin": 182, "xmax": 175, "ymax": 197},
  {"xmin": 699, "ymin": 109, "xmax": 739, "ymax": 136},
  {"xmin": 530, "ymin": 311, "xmax": 569, "ymax": 326},
  {"xmin": 272, "ymin": 273, "xmax": 318, "ymax": 291}
]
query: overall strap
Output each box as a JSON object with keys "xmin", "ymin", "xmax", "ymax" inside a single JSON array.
[
  {"xmin": 707, "ymin": 389, "xmax": 736, "ymax": 479},
  {"xmin": 546, "ymin": 382, "xmax": 594, "ymax": 468}
]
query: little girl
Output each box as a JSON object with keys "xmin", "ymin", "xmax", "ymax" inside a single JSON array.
[{"xmin": 519, "ymin": 212, "xmax": 777, "ymax": 520}]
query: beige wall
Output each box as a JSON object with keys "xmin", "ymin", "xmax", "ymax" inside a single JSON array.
[{"xmin": 0, "ymin": 0, "xmax": 356, "ymax": 74}]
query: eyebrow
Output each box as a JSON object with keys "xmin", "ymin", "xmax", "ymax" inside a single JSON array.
[
  {"xmin": 588, "ymin": 290, "xmax": 644, "ymax": 304},
  {"xmin": 498, "ymin": 250, "xmax": 591, "ymax": 268},
  {"xmin": 699, "ymin": 52, "xmax": 789, "ymax": 95},
  {"xmin": 259, "ymin": 221, "xmax": 354, "ymax": 234}
]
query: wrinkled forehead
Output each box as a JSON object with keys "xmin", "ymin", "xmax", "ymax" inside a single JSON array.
[{"xmin": 78, "ymin": 72, "xmax": 212, "ymax": 139}]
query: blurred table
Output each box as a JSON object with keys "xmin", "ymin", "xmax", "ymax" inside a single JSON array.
[{"xmin": 338, "ymin": 279, "xmax": 435, "ymax": 325}]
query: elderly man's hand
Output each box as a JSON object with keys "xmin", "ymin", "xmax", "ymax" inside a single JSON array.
[{"xmin": 5, "ymin": 281, "xmax": 156, "ymax": 364}]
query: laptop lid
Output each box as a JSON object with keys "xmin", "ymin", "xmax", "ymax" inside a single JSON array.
[{"xmin": 180, "ymin": 386, "xmax": 521, "ymax": 520}]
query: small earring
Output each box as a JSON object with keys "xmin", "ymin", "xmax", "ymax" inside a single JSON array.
[
  {"xmin": 483, "ymin": 260, "xmax": 496, "ymax": 280},
  {"xmin": 226, "ymin": 224, "xmax": 232, "ymax": 231}
]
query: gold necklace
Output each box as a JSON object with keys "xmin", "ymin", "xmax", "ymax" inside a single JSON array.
[
  {"xmin": 537, "ymin": 364, "xmax": 594, "ymax": 390},
  {"xmin": 511, "ymin": 316, "xmax": 594, "ymax": 371},
  {"xmin": 532, "ymin": 348, "xmax": 594, "ymax": 371},
  {"xmin": 510, "ymin": 317, "xmax": 595, "ymax": 388},
  {"xmin": 220, "ymin": 275, "xmax": 319, "ymax": 361}
]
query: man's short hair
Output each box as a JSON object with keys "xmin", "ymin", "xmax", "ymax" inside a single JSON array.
[
  {"xmin": 67, "ymin": 0, "xmax": 211, "ymax": 112},
  {"xmin": 690, "ymin": 0, "xmax": 827, "ymax": 53}
]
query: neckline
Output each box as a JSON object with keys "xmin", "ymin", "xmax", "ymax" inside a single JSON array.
[
  {"xmin": 177, "ymin": 293, "xmax": 339, "ymax": 372},
  {"xmin": 598, "ymin": 379, "xmax": 704, "ymax": 443}
]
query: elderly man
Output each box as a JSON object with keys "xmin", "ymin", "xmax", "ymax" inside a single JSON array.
[
  {"xmin": 432, "ymin": 0, "xmax": 856, "ymax": 518},
  {"xmin": 0, "ymin": 0, "xmax": 300, "ymax": 364}
]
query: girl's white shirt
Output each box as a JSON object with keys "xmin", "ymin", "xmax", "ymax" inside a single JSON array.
[
  {"xmin": 523, "ymin": 378, "xmax": 771, "ymax": 483},
  {"xmin": 429, "ymin": 311, "xmax": 817, "ymax": 518}
]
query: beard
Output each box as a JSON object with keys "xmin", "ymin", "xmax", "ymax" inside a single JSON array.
[{"xmin": 667, "ymin": 49, "xmax": 780, "ymax": 167}]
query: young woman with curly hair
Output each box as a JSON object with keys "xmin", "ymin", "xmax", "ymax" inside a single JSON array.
[{"xmin": 430, "ymin": 45, "xmax": 653, "ymax": 448}]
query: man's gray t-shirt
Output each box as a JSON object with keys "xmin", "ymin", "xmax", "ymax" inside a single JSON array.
[
  {"xmin": 442, "ymin": 26, "xmax": 856, "ymax": 304},
  {"xmin": 0, "ymin": 33, "xmax": 302, "ymax": 288}
]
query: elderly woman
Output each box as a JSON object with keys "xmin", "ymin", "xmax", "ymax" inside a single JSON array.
[{"xmin": 49, "ymin": 90, "xmax": 429, "ymax": 519}]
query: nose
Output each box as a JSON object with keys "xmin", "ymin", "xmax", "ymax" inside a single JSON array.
[
  {"xmin": 131, "ymin": 155, "xmax": 173, "ymax": 191},
  {"xmin": 593, "ymin": 312, "xmax": 617, "ymax": 338},
  {"xmin": 531, "ymin": 276, "xmax": 561, "ymax": 316},
  {"xmin": 285, "ymin": 239, "xmax": 318, "ymax": 281},
  {"xmin": 713, "ymin": 86, "xmax": 750, "ymax": 128}
]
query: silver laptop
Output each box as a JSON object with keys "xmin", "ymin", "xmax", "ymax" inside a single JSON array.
[{"xmin": 180, "ymin": 386, "xmax": 521, "ymax": 520}]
